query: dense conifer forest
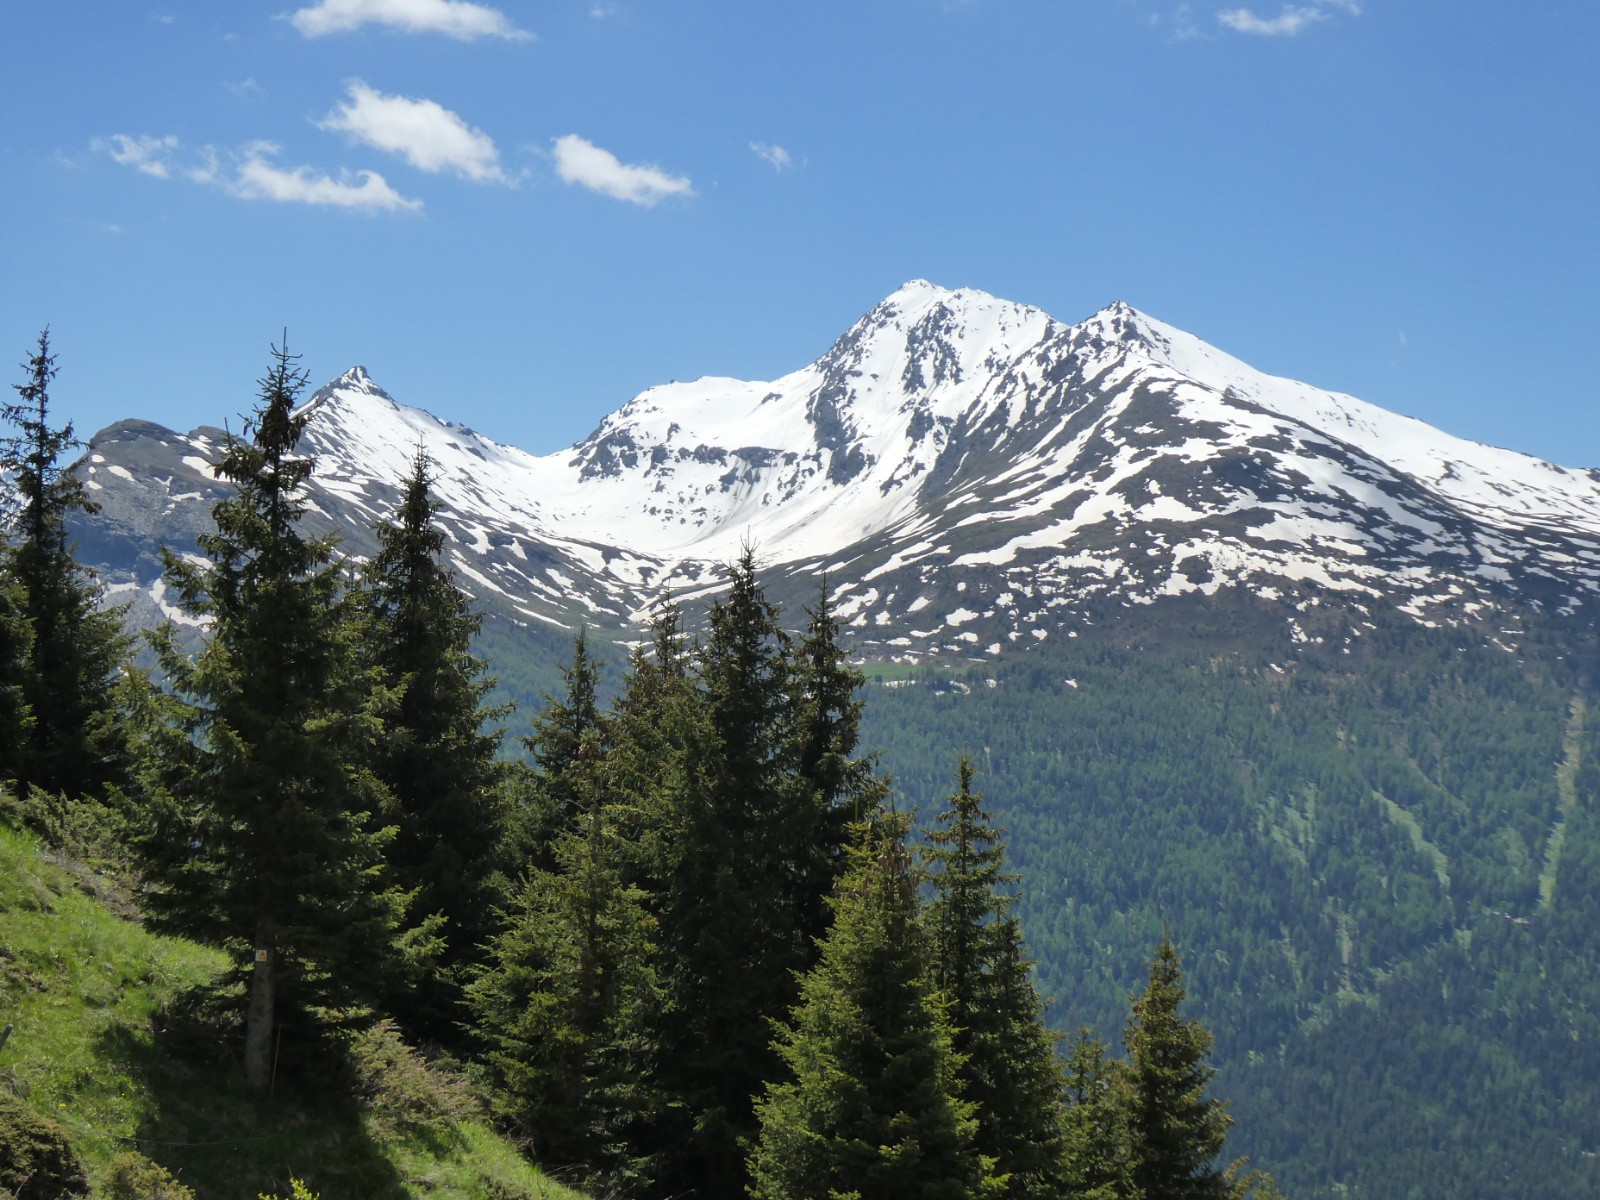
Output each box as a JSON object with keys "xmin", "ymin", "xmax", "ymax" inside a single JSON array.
[
  {"xmin": 863, "ymin": 630, "xmax": 1600, "ymax": 1199},
  {"xmin": 0, "ymin": 339, "xmax": 1282, "ymax": 1199}
]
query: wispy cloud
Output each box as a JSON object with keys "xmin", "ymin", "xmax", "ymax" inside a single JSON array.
[
  {"xmin": 551, "ymin": 135, "xmax": 693, "ymax": 206},
  {"xmin": 288, "ymin": 0, "xmax": 531, "ymax": 41},
  {"xmin": 228, "ymin": 78, "xmax": 265, "ymax": 101},
  {"xmin": 92, "ymin": 134, "xmax": 180, "ymax": 178},
  {"xmin": 192, "ymin": 142, "xmax": 422, "ymax": 211},
  {"xmin": 1169, "ymin": 3, "xmax": 1202, "ymax": 39},
  {"xmin": 97, "ymin": 132, "xmax": 421, "ymax": 213},
  {"xmin": 1140, "ymin": 3, "xmax": 1206, "ymax": 43},
  {"xmin": 750, "ymin": 141, "xmax": 793, "ymax": 171},
  {"xmin": 319, "ymin": 82, "xmax": 508, "ymax": 182},
  {"xmin": 1218, "ymin": 2, "xmax": 1359, "ymax": 37}
]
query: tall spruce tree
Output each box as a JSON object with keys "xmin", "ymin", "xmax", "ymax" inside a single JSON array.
[
  {"xmin": 923, "ymin": 757, "xmax": 1069, "ymax": 1200},
  {"xmin": 646, "ymin": 548, "xmax": 855, "ymax": 1199},
  {"xmin": 601, "ymin": 602, "xmax": 700, "ymax": 901},
  {"xmin": 748, "ymin": 811, "xmax": 999, "ymax": 1200},
  {"xmin": 1122, "ymin": 934, "xmax": 1237, "ymax": 1200},
  {"xmin": 134, "ymin": 339, "xmax": 403, "ymax": 1090},
  {"xmin": 2, "ymin": 330, "xmax": 129, "ymax": 798},
  {"xmin": 469, "ymin": 730, "xmax": 663, "ymax": 1195},
  {"xmin": 791, "ymin": 578, "xmax": 880, "ymax": 945},
  {"xmin": 363, "ymin": 447, "xmax": 508, "ymax": 1041},
  {"xmin": 576, "ymin": 602, "xmax": 703, "ymax": 1187}
]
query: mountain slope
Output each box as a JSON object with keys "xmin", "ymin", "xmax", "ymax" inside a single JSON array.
[
  {"xmin": 862, "ymin": 627, "xmax": 1600, "ymax": 1200},
  {"xmin": 72, "ymin": 281, "xmax": 1600, "ymax": 656}
]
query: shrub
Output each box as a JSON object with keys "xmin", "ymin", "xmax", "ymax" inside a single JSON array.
[
  {"xmin": 258, "ymin": 1179, "xmax": 319, "ymax": 1200},
  {"xmin": 0, "ymin": 786, "xmax": 128, "ymax": 867},
  {"xmin": 342, "ymin": 1019, "xmax": 475, "ymax": 1145},
  {"xmin": 0, "ymin": 1090, "xmax": 90, "ymax": 1199},
  {"xmin": 101, "ymin": 1151, "xmax": 195, "ymax": 1200}
]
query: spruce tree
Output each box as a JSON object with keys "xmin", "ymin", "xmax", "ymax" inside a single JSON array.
[
  {"xmin": 1122, "ymin": 934, "xmax": 1237, "ymax": 1200},
  {"xmin": 923, "ymin": 757, "xmax": 1069, "ymax": 1200},
  {"xmin": 603, "ymin": 603, "xmax": 689, "ymax": 817},
  {"xmin": 791, "ymin": 578, "xmax": 880, "ymax": 944},
  {"xmin": 648, "ymin": 548, "xmax": 850, "ymax": 1198},
  {"xmin": 585, "ymin": 602, "xmax": 707, "ymax": 1187},
  {"xmin": 363, "ymin": 447, "xmax": 508, "ymax": 1041},
  {"xmin": 794, "ymin": 578, "xmax": 864, "ymax": 801},
  {"xmin": 518, "ymin": 627, "xmax": 604, "ymax": 868},
  {"xmin": 469, "ymin": 730, "xmax": 662, "ymax": 1194},
  {"xmin": 0, "ymin": 569, "xmax": 31, "ymax": 784},
  {"xmin": 749, "ymin": 811, "xmax": 999, "ymax": 1200},
  {"xmin": 2, "ymin": 330, "xmax": 129, "ymax": 799},
  {"xmin": 1062, "ymin": 1027, "xmax": 1133, "ymax": 1200},
  {"xmin": 602, "ymin": 602, "xmax": 699, "ymax": 897},
  {"xmin": 134, "ymin": 339, "xmax": 403, "ymax": 1090}
]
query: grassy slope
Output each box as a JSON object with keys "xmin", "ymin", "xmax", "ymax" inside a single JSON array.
[{"xmin": 0, "ymin": 819, "xmax": 586, "ymax": 1200}]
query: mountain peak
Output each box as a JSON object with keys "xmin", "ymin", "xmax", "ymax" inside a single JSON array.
[
  {"xmin": 885, "ymin": 278, "xmax": 948, "ymax": 301},
  {"xmin": 330, "ymin": 364, "xmax": 391, "ymax": 398},
  {"xmin": 297, "ymin": 364, "xmax": 397, "ymax": 424},
  {"xmin": 1073, "ymin": 299, "xmax": 1172, "ymax": 352},
  {"xmin": 831, "ymin": 280, "xmax": 1057, "ymax": 369},
  {"xmin": 872, "ymin": 279, "xmax": 1037, "ymax": 322}
]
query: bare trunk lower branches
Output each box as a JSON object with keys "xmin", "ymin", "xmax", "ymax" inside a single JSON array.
[{"xmin": 244, "ymin": 923, "xmax": 276, "ymax": 1091}]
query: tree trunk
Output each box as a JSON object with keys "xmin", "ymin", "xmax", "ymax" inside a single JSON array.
[{"xmin": 244, "ymin": 923, "xmax": 276, "ymax": 1091}]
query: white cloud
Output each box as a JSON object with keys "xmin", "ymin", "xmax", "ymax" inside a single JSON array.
[
  {"xmin": 97, "ymin": 130, "xmax": 421, "ymax": 213},
  {"xmin": 288, "ymin": 0, "xmax": 531, "ymax": 41},
  {"xmin": 228, "ymin": 78, "xmax": 264, "ymax": 100},
  {"xmin": 319, "ymin": 82, "xmax": 506, "ymax": 182},
  {"xmin": 192, "ymin": 142, "xmax": 422, "ymax": 212},
  {"xmin": 1218, "ymin": 5, "xmax": 1325, "ymax": 35},
  {"xmin": 93, "ymin": 134, "xmax": 180, "ymax": 178},
  {"xmin": 1218, "ymin": 2, "xmax": 1358, "ymax": 36},
  {"xmin": 552, "ymin": 135, "xmax": 693, "ymax": 206},
  {"xmin": 179, "ymin": 142, "xmax": 422, "ymax": 212},
  {"xmin": 750, "ymin": 141, "xmax": 793, "ymax": 171}
]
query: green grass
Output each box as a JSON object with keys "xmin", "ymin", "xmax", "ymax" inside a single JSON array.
[
  {"xmin": 1539, "ymin": 695, "xmax": 1586, "ymax": 908},
  {"xmin": 0, "ymin": 818, "xmax": 586, "ymax": 1200},
  {"xmin": 861, "ymin": 659, "xmax": 924, "ymax": 683}
]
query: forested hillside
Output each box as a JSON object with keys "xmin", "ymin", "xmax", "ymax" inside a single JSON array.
[{"xmin": 863, "ymin": 623, "xmax": 1600, "ymax": 1199}]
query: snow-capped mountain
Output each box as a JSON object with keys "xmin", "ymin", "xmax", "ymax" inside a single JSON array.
[{"xmin": 73, "ymin": 281, "xmax": 1600, "ymax": 659}]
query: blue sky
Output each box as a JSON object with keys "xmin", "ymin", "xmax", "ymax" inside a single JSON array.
[{"xmin": 3, "ymin": 1, "xmax": 1597, "ymax": 466}]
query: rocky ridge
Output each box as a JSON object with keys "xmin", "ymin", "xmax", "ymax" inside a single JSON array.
[{"xmin": 71, "ymin": 281, "xmax": 1600, "ymax": 659}]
